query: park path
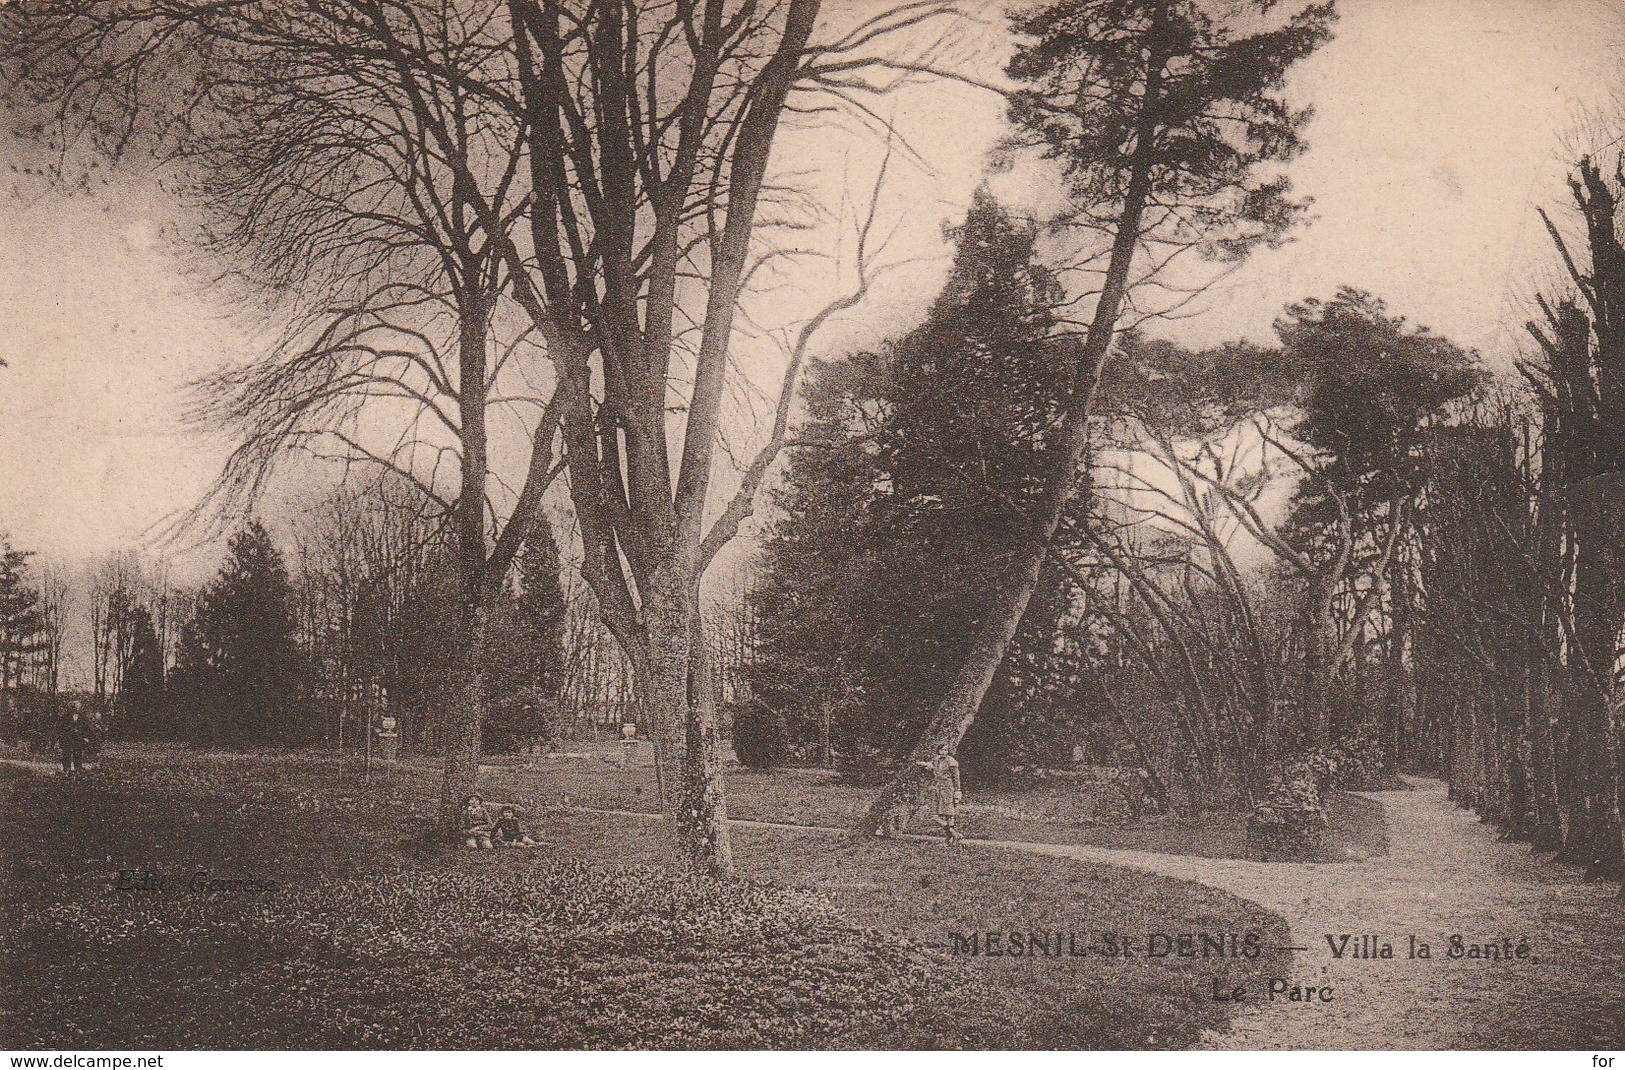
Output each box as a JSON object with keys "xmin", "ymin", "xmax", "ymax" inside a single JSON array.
[
  {"xmin": 573, "ymin": 781, "xmax": 1624, "ymax": 1046},
  {"xmin": 10, "ymin": 756, "xmax": 1617, "ymax": 1046},
  {"xmin": 984, "ymin": 778, "xmax": 1624, "ymax": 1049},
  {"xmin": 0, "ymin": 758, "xmax": 61, "ymax": 773}
]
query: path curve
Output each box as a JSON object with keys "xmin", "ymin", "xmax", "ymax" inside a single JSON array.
[
  {"xmin": 985, "ymin": 778, "xmax": 1623, "ymax": 1049},
  {"xmin": 16, "ymin": 758, "xmax": 1616, "ymax": 1046}
]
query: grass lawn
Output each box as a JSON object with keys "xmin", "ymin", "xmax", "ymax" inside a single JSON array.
[
  {"xmin": 2, "ymin": 745, "xmax": 1290, "ymax": 1049},
  {"xmin": 485, "ymin": 743, "xmax": 1390, "ymax": 862}
]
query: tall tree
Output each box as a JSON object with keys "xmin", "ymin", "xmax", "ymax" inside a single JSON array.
[
  {"xmin": 479, "ymin": 1, "xmax": 930, "ymax": 874},
  {"xmin": 744, "ymin": 349, "xmax": 898, "ymax": 768},
  {"xmin": 6, "ymin": 0, "xmax": 930, "ymax": 871},
  {"xmin": 863, "ymin": 0, "xmax": 1336, "ymax": 831},
  {"xmin": 748, "ymin": 191, "xmax": 1088, "ymax": 777},
  {"xmin": 481, "ymin": 532, "xmax": 568, "ymax": 754},
  {"xmin": 1276, "ymin": 288, "xmax": 1481, "ymax": 747},
  {"xmin": 1525, "ymin": 153, "xmax": 1625, "ymax": 874},
  {"xmin": 515, "ymin": 523, "xmax": 567, "ymax": 707},
  {"xmin": 1415, "ymin": 413, "xmax": 1547, "ymax": 836},
  {"xmin": 117, "ymin": 607, "xmax": 167, "ymax": 739},
  {"xmin": 184, "ymin": 522, "xmax": 303, "ymax": 747},
  {"xmin": 7, "ymin": 0, "xmax": 564, "ymax": 824},
  {"xmin": 0, "ymin": 539, "xmax": 47, "ymax": 693}
]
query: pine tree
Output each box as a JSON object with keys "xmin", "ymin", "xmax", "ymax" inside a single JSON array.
[
  {"xmin": 861, "ymin": 0, "xmax": 1337, "ymax": 832},
  {"xmin": 1277, "ymin": 290, "xmax": 1481, "ymax": 746},
  {"xmin": 1281, "ymin": 289, "xmax": 1482, "ymax": 551}
]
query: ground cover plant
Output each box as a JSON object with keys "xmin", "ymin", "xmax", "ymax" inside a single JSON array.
[{"xmin": 3, "ymin": 748, "xmax": 1289, "ymax": 1049}]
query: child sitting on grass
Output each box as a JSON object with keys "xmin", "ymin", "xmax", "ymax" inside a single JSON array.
[
  {"xmin": 494, "ymin": 805, "xmax": 541, "ymax": 848},
  {"xmin": 460, "ymin": 794, "xmax": 497, "ymax": 849}
]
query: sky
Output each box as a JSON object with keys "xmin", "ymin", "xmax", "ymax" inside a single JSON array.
[{"xmin": 2, "ymin": 0, "xmax": 1624, "ymax": 581}]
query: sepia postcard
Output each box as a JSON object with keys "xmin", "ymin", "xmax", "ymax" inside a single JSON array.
[{"xmin": 1, "ymin": 0, "xmax": 1623, "ymax": 1058}]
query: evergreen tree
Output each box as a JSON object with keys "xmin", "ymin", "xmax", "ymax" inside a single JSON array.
[
  {"xmin": 515, "ymin": 524, "xmax": 567, "ymax": 705},
  {"xmin": 483, "ymin": 525, "xmax": 568, "ymax": 753},
  {"xmin": 167, "ymin": 618, "xmax": 215, "ymax": 744},
  {"xmin": 184, "ymin": 521, "xmax": 303, "ymax": 746},
  {"xmin": 1280, "ymin": 289, "xmax": 1482, "ymax": 551},
  {"xmin": 116, "ymin": 606, "xmax": 166, "ymax": 738},
  {"xmin": 1275, "ymin": 290, "xmax": 1481, "ymax": 746},
  {"xmin": 375, "ymin": 524, "xmax": 568, "ymax": 755},
  {"xmin": 746, "ymin": 193, "xmax": 1091, "ymax": 777},
  {"xmin": 0, "ymin": 539, "xmax": 46, "ymax": 693},
  {"xmin": 744, "ymin": 351, "xmax": 893, "ymax": 767},
  {"xmin": 390, "ymin": 553, "xmax": 461, "ymax": 749}
]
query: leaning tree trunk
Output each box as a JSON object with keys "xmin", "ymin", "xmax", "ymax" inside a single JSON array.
[{"xmin": 856, "ymin": 135, "xmax": 1159, "ymax": 836}]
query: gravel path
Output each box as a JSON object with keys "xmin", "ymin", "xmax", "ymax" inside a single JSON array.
[
  {"xmin": 12, "ymin": 758, "xmax": 1618, "ymax": 1047},
  {"xmin": 986, "ymin": 777, "xmax": 1625, "ymax": 1049}
]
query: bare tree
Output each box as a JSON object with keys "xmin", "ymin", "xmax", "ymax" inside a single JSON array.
[
  {"xmin": 1523, "ymin": 151, "xmax": 1625, "ymax": 876},
  {"xmin": 1134, "ymin": 418, "xmax": 1404, "ymax": 751},
  {"xmin": 88, "ymin": 551, "xmax": 165, "ymax": 711},
  {"xmin": 7, "ymin": 0, "xmax": 577, "ymax": 822},
  {"xmin": 7, "ymin": 0, "xmax": 945, "ymax": 868},
  {"xmin": 32, "ymin": 563, "xmax": 69, "ymax": 696}
]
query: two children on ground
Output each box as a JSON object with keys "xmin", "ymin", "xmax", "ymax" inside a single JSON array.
[
  {"xmin": 459, "ymin": 794, "xmax": 542, "ymax": 849},
  {"xmin": 463, "ymin": 744, "xmax": 965, "ymax": 850}
]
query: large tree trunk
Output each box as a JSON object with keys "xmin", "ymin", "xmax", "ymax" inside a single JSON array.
[
  {"xmin": 857, "ymin": 128, "xmax": 1160, "ymax": 835},
  {"xmin": 439, "ymin": 289, "xmax": 494, "ymax": 830},
  {"xmin": 1526, "ymin": 664, "xmax": 1562, "ymax": 850},
  {"xmin": 684, "ymin": 584, "xmax": 733, "ymax": 873},
  {"xmin": 635, "ymin": 569, "xmax": 732, "ymax": 875},
  {"xmin": 439, "ymin": 602, "xmax": 489, "ymax": 825},
  {"xmin": 1569, "ymin": 502, "xmax": 1623, "ymax": 870},
  {"xmin": 857, "ymin": 546, "xmax": 1057, "ymax": 836}
]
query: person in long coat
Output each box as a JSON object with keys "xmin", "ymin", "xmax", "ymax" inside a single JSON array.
[
  {"xmin": 915, "ymin": 742, "xmax": 963, "ymax": 844},
  {"xmin": 57, "ymin": 702, "xmax": 91, "ymax": 778}
]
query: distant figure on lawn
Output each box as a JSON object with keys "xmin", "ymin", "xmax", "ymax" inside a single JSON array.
[
  {"xmin": 494, "ymin": 806, "xmax": 541, "ymax": 848},
  {"xmin": 916, "ymin": 743, "xmax": 962, "ymax": 844},
  {"xmin": 460, "ymin": 794, "xmax": 498, "ymax": 849},
  {"xmin": 57, "ymin": 702, "xmax": 92, "ymax": 778}
]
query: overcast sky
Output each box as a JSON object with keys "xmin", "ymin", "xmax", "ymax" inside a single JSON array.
[{"xmin": 3, "ymin": 0, "xmax": 1624, "ymax": 579}]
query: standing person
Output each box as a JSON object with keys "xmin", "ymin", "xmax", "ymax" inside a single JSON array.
[
  {"xmin": 57, "ymin": 701, "xmax": 90, "ymax": 778},
  {"xmin": 916, "ymin": 743, "xmax": 963, "ymax": 844}
]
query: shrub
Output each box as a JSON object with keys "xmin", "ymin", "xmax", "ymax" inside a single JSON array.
[
  {"xmin": 1326, "ymin": 728, "xmax": 1388, "ymax": 790},
  {"xmin": 1286, "ymin": 728, "xmax": 1389, "ymax": 798},
  {"xmin": 731, "ymin": 700, "xmax": 790, "ymax": 769},
  {"xmin": 0, "ymin": 687, "xmax": 78, "ymax": 756},
  {"xmin": 1246, "ymin": 759, "xmax": 1330, "ymax": 860}
]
